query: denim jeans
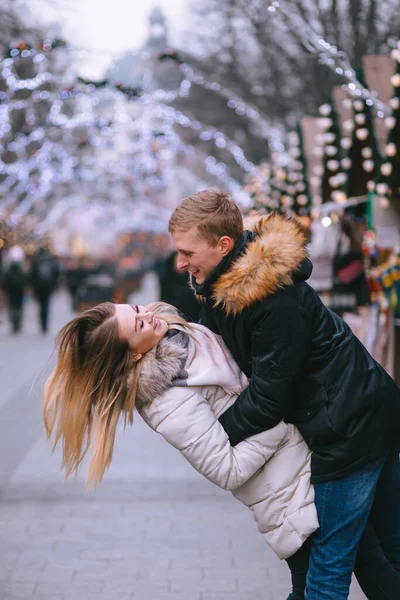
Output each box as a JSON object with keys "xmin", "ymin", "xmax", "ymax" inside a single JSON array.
[{"xmin": 305, "ymin": 449, "xmax": 400, "ymax": 600}]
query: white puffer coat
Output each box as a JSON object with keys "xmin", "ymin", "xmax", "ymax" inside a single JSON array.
[{"xmin": 136, "ymin": 324, "xmax": 318, "ymax": 560}]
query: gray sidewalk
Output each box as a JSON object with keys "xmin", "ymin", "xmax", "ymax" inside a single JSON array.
[{"xmin": 0, "ymin": 277, "xmax": 365, "ymax": 599}]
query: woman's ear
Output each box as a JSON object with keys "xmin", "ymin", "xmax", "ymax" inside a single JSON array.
[{"xmin": 132, "ymin": 353, "xmax": 142, "ymax": 363}]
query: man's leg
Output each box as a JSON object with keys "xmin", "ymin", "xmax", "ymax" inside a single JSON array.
[
  {"xmin": 305, "ymin": 456, "xmax": 385, "ymax": 600},
  {"xmin": 355, "ymin": 521, "xmax": 400, "ymax": 599},
  {"xmin": 369, "ymin": 449, "xmax": 400, "ymax": 570}
]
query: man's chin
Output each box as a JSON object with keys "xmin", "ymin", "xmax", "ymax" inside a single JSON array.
[{"xmin": 192, "ymin": 273, "xmax": 204, "ymax": 284}]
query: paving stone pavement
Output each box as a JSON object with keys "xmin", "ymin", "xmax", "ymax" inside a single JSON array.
[{"xmin": 0, "ymin": 275, "xmax": 366, "ymax": 599}]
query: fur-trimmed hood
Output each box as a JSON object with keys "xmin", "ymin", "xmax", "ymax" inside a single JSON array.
[
  {"xmin": 211, "ymin": 213, "xmax": 310, "ymax": 316},
  {"xmin": 136, "ymin": 324, "xmax": 248, "ymax": 408},
  {"xmin": 136, "ymin": 330, "xmax": 189, "ymax": 407}
]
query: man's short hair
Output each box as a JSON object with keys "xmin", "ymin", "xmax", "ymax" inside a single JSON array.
[{"xmin": 168, "ymin": 189, "xmax": 243, "ymax": 246}]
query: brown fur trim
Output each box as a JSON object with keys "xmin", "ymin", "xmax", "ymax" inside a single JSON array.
[{"xmin": 213, "ymin": 213, "xmax": 308, "ymax": 315}]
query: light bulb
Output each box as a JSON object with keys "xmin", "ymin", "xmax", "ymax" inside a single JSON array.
[
  {"xmin": 379, "ymin": 196, "xmax": 390, "ymax": 208},
  {"xmin": 313, "ymin": 165, "xmax": 324, "ymax": 176},
  {"xmin": 355, "ymin": 113, "xmax": 366, "ymax": 125},
  {"xmin": 319, "ymin": 104, "xmax": 332, "ymax": 116},
  {"xmin": 312, "ymin": 195, "xmax": 322, "ymax": 205},
  {"xmin": 376, "ymin": 182, "xmax": 388, "ymax": 195},
  {"xmin": 310, "ymin": 176, "xmax": 321, "ymax": 188},
  {"xmin": 391, "ymin": 49, "xmax": 400, "ymax": 62},
  {"xmin": 297, "ymin": 194, "xmax": 308, "ymax": 206},
  {"xmin": 317, "ymin": 117, "xmax": 333, "ymax": 130},
  {"xmin": 367, "ymin": 180, "xmax": 375, "ymax": 192},
  {"xmin": 385, "ymin": 116, "xmax": 396, "ymax": 129},
  {"xmin": 328, "ymin": 176, "xmax": 340, "ymax": 188},
  {"xmin": 386, "ymin": 143, "xmax": 397, "ymax": 156},
  {"xmin": 324, "ymin": 132, "xmax": 336, "ymax": 144},
  {"xmin": 362, "ymin": 160, "xmax": 375, "ymax": 172},
  {"xmin": 327, "ymin": 159, "xmax": 340, "ymax": 171},
  {"xmin": 313, "ymin": 147, "xmax": 324, "ymax": 158},
  {"xmin": 341, "ymin": 157, "xmax": 352, "ymax": 169},
  {"xmin": 361, "ymin": 147, "xmax": 373, "ymax": 158},
  {"xmin": 389, "ymin": 97, "xmax": 400, "ymax": 110},
  {"xmin": 322, "ymin": 216, "xmax": 332, "ymax": 227},
  {"xmin": 381, "ymin": 162, "xmax": 393, "ymax": 176},
  {"xmin": 391, "ymin": 74, "xmax": 400, "ymax": 87},
  {"xmin": 342, "ymin": 98, "xmax": 353, "ymax": 109},
  {"xmin": 355, "ymin": 128, "xmax": 369, "ymax": 140},
  {"xmin": 341, "ymin": 138, "xmax": 352, "ymax": 150},
  {"xmin": 325, "ymin": 145, "xmax": 338, "ymax": 156},
  {"xmin": 353, "ymin": 100, "xmax": 364, "ymax": 112},
  {"xmin": 343, "ymin": 119, "xmax": 354, "ymax": 132},
  {"xmin": 332, "ymin": 190, "xmax": 347, "ymax": 204}
]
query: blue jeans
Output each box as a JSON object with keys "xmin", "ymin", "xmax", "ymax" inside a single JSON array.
[{"xmin": 305, "ymin": 450, "xmax": 400, "ymax": 600}]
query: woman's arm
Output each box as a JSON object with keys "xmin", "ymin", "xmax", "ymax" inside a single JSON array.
[{"xmin": 144, "ymin": 389, "xmax": 289, "ymax": 491}]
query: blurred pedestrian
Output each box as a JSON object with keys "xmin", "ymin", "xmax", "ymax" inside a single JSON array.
[
  {"xmin": 30, "ymin": 247, "xmax": 60, "ymax": 333},
  {"xmin": 2, "ymin": 245, "xmax": 27, "ymax": 334}
]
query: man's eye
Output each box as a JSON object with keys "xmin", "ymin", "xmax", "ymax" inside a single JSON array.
[{"xmin": 140, "ymin": 320, "xmax": 144, "ymax": 330}]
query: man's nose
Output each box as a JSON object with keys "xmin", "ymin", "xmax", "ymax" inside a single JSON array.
[{"xmin": 176, "ymin": 254, "xmax": 188, "ymax": 270}]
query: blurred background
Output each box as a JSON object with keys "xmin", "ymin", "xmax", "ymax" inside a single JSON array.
[{"xmin": 1, "ymin": 1, "xmax": 400, "ymax": 599}]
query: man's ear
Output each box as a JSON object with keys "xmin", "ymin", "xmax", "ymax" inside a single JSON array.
[{"xmin": 219, "ymin": 236, "xmax": 234, "ymax": 257}]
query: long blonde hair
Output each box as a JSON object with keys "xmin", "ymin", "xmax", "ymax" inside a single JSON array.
[{"xmin": 43, "ymin": 301, "xmax": 191, "ymax": 489}]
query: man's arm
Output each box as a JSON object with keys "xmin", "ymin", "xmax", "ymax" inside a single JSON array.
[{"xmin": 219, "ymin": 300, "xmax": 311, "ymax": 446}]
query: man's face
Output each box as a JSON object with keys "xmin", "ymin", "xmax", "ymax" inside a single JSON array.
[{"xmin": 171, "ymin": 227, "xmax": 225, "ymax": 285}]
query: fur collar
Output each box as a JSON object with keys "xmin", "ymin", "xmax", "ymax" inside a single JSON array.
[
  {"xmin": 136, "ymin": 331, "xmax": 189, "ymax": 407},
  {"xmin": 212, "ymin": 213, "xmax": 308, "ymax": 316}
]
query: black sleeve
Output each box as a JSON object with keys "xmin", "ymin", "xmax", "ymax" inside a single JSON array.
[{"xmin": 219, "ymin": 301, "xmax": 311, "ymax": 446}]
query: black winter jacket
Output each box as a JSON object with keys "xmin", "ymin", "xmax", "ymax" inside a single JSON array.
[{"xmin": 193, "ymin": 214, "xmax": 400, "ymax": 483}]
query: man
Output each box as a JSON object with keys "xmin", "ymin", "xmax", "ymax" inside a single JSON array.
[{"xmin": 169, "ymin": 189, "xmax": 400, "ymax": 600}]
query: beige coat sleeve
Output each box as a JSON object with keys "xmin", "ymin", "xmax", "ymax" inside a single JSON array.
[{"xmin": 144, "ymin": 390, "xmax": 289, "ymax": 492}]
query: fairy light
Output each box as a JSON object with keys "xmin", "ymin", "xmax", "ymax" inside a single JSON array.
[{"xmin": 268, "ymin": 1, "xmax": 391, "ymax": 117}]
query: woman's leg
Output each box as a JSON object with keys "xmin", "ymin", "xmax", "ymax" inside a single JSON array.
[
  {"xmin": 285, "ymin": 537, "xmax": 312, "ymax": 600},
  {"xmin": 355, "ymin": 522, "xmax": 400, "ymax": 599}
]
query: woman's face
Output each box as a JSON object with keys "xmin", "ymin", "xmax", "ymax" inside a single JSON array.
[{"xmin": 115, "ymin": 304, "xmax": 168, "ymax": 357}]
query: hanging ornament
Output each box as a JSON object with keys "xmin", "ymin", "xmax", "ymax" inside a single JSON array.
[
  {"xmin": 380, "ymin": 162, "xmax": 393, "ymax": 176},
  {"xmin": 386, "ymin": 143, "xmax": 397, "ymax": 157},
  {"xmin": 355, "ymin": 128, "xmax": 369, "ymax": 141}
]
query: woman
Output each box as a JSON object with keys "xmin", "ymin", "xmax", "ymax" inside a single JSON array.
[{"xmin": 44, "ymin": 301, "xmax": 400, "ymax": 599}]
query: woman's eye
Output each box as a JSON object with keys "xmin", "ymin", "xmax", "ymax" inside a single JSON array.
[{"xmin": 140, "ymin": 320, "xmax": 144, "ymax": 330}]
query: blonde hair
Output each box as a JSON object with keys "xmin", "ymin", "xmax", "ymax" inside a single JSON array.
[
  {"xmin": 168, "ymin": 189, "xmax": 243, "ymax": 246},
  {"xmin": 43, "ymin": 301, "xmax": 191, "ymax": 489}
]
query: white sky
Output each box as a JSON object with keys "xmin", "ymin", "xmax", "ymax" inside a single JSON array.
[{"xmin": 27, "ymin": 0, "xmax": 190, "ymax": 77}]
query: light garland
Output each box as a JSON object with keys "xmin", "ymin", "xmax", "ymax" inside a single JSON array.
[{"xmin": 267, "ymin": 1, "xmax": 391, "ymax": 118}]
